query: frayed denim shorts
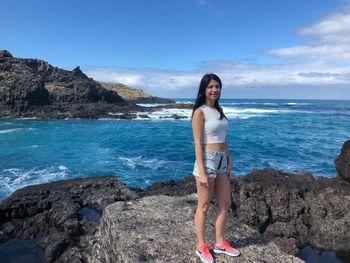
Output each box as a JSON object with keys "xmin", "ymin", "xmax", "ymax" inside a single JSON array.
[{"xmin": 193, "ymin": 149, "xmax": 228, "ymax": 179}]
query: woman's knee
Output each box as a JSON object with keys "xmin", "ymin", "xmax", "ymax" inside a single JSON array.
[
  {"xmin": 197, "ymin": 201, "xmax": 211, "ymax": 214},
  {"xmin": 217, "ymin": 198, "xmax": 231, "ymax": 211}
]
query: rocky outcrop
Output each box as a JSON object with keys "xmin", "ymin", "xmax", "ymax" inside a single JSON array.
[
  {"xmin": 137, "ymin": 166, "xmax": 350, "ymax": 256},
  {"xmin": 230, "ymin": 169, "xmax": 350, "ymax": 255},
  {"xmin": 0, "ymin": 50, "xmax": 157, "ymax": 119},
  {"xmin": 89, "ymin": 194, "xmax": 302, "ymax": 263},
  {"xmin": 0, "ymin": 50, "xmax": 13, "ymax": 58},
  {"xmin": 1, "ymin": 171, "xmax": 349, "ymax": 262},
  {"xmin": 335, "ymin": 140, "xmax": 350, "ymax": 182},
  {"xmin": 0, "ymin": 176, "xmax": 138, "ymax": 262}
]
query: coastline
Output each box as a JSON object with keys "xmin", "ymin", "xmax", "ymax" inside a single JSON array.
[{"xmin": 0, "ymin": 140, "xmax": 349, "ymax": 262}]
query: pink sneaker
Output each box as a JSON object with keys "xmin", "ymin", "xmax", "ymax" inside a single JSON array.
[
  {"xmin": 213, "ymin": 240, "xmax": 240, "ymax": 257},
  {"xmin": 196, "ymin": 243, "xmax": 214, "ymax": 263}
]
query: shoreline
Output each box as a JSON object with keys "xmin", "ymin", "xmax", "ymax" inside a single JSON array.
[
  {"xmin": 1, "ymin": 140, "xmax": 349, "ymax": 261},
  {"xmin": 0, "ymin": 169, "xmax": 349, "ymax": 262}
]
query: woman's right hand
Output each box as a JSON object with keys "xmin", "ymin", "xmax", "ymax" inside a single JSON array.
[{"xmin": 198, "ymin": 174, "xmax": 209, "ymax": 188}]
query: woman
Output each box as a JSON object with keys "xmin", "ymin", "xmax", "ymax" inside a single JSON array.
[{"xmin": 192, "ymin": 73, "xmax": 240, "ymax": 263}]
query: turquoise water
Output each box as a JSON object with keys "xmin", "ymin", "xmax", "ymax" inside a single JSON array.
[{"xmin": 0, "ymin": 99, "xmax": 349, "ymax": 200}]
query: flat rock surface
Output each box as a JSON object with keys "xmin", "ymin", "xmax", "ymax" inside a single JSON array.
[{"xmin": 89, "ymin": 194, "xmax": 303, "ymax": 263}]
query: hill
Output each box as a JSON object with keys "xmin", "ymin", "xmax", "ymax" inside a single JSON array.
[
  {"xmin": 99, "ymin": 82, "xmax": 174, "ymax": 104},
  {"xmin": 0, "ymin": 50, "xmax": 173, "ymax": 119}
]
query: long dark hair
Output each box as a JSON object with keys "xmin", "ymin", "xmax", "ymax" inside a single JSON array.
[{"xmin": 191, "ymin": 73, "xmax": 227, "ymax": 120}]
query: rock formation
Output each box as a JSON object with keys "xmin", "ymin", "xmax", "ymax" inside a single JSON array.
[
  {"xmin": 0, "ymin": 50, "xmax": 171, "ymax": 119},
  {"xmin": 89, "ymin": 194, "xmax": 302, "ymax": 262},
  {"xmin": 335, "ymin": 140, "xmax": 350, "ymax": 182},
  {"xmin": 0, "ymin": 176, "xmax": 138, "ymax": 262}
]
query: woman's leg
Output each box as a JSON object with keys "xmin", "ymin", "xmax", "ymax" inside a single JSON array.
[
  {"xmin": 214, "ymin": 173, "xmax": 231, "ymax": 244},
  {"xmin": 194, "ymin": 177, "xmax": 215, "ymax": 246}
]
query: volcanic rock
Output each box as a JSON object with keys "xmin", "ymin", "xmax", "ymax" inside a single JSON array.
[
  {"xmin": 335, "ymin": 140, "xmax": 350, "ymax": 182},
  {"xmin": 0, "ymin": 176, "xmax": 138, "ymax": 263},
  {"xmin": 89, "ymin": 194, "xmax": 302, "ymax": 262},
  {"xmin": 0, "ymin": 51, "xmax": 133, "ymax": 118}
]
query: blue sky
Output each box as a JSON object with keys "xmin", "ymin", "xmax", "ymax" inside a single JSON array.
[{"xmin": 1, "ymin": 0, "xmax": 350, "ymax": 99}]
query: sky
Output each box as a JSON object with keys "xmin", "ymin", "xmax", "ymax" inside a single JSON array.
[{"xmin": 1, "ymin": 0, "xmax": 350, "ymax": 99}]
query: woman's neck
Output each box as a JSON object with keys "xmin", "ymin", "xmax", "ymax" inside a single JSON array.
[{"xmin": 205, "ymin": 100, "xmax": 216, "ymax": 108}]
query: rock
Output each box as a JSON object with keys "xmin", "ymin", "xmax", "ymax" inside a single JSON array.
[
  {"xmin": 0, "ymin": 176, "xmax": 139, "ymax": 262},
  {"xmin": 140, "ymin": 168, "xmax": 350, "ymax": 256},
  {"xmin": 89, "ymin": 194, "xmax": 302, "ymax": 262},
  {"xmin": 137, "ymin": 114, "xmax": 150, "ymax": 119},
  {"xmin": 45, "ymin": 239, "xmax": 67, "ymax": 262},
  {"xmin": 0, "ymin": 50, "xmax": 13, "ymax": 58},
  {"xmin": 153, "ymin": 102, "xmax": 193, "ymax": 109},
  {"xmin": 335, "ymin": 140, "xmax": 350, "ymax": 182},
  {"xmin": 160, "ymin": 114, "xmax": 187, "ymax": 119},
  {"xmin": 231, "ymin": 168, "xmax": 350, "ymax": 254},
  {"xmin": 141, "ymin": 175, "xmax": 196, "ymax": 197},
  {"xmin": 0, "ymin": 52, "xmax": 129, "ymax": 118}
]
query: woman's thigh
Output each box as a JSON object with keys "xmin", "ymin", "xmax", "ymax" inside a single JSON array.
[{"xmin": 195, "ymin": 177, "xmax": 215, "ymax": 206}]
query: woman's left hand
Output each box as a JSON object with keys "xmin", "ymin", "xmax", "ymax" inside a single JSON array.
[{"xmin": 226, "ymin": 169, "xmax": 232, "ymax": 178}]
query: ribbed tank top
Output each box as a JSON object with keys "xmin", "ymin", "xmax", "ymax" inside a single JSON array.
[{"xmin": 199, "ymin": 104, "xmax": 228, "ymax": 143}]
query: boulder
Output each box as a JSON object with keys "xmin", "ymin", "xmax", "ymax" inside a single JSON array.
[
  {"xmin": 0, "ymin": 176, "xmax": 139, "ymax": 263},
  {"xmin": 231, "ymin": 168, "xmax": 350, "ymax": 254},
  {"xmin": 89, "ymin": 194, "xmax": 302, "ymax": 262},
  {"xmin": 335, "ymin": 140, "xmax": 350, "ymax": 182}
]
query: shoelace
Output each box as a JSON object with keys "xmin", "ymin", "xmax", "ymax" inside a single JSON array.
[
  {"xmin": 222, "ymin": 241, "xmax": 230, "ymax": 248},
  {"xmin": 215, "ymin": 240, "xmax": 229, "ymax": 249}
]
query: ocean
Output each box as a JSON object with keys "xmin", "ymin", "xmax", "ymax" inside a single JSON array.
[{"xmin": 0, "ymin": 99, "xmax": 349, "ymax": 200}]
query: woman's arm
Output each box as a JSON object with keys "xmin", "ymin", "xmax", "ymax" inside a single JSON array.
[
  {"xmin": 225, "ymin": 138, "xmax": 232, "ymax": 177},
  {"xmin": 192, "ymin": 108, "xmax": 209, "ymax": 187}
]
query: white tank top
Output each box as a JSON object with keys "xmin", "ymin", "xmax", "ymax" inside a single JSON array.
[{"xmin": 199, "ymin": 104, "xmax": 228, "ymax": 144}]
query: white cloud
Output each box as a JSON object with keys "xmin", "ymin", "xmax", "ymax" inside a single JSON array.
[
  {"xmin": 84, "ymin": 60, "xmax": 350, "ymax": 98},
  {"xmin": 83, "ymin": 5, "xmax": 350, "ymax": 99},
  {"xmin": 268, "ymin": 7, "xmax": 350, "ymax": 61}
]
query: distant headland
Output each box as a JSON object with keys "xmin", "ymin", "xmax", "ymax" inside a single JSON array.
[{"xmin": 0, "ymin": 50, "xmax": 189, "ymax": 120}]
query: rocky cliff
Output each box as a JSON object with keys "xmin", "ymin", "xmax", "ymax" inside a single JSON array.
[{"xmin": 0, "ymin": 50, "xmax": 181, "ymax": 119}]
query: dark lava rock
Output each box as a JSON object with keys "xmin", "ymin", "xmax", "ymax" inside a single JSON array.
[
  {"xmin": 140, "ymin": 168, "xmax": 350, "ymax": 256},
  {"xmin": 0, "ymin": 51, "xmax": 129, "ymax": 118},
  {"xmin": 0, "ymin": 176, "xmax": 139, "ymax": 263},
  {"xmin": 152, "ymin": 102, "xmax": 193, "ymax": 109},
  {"xmin": 132, "ymin": 96, "xmax": 175, "ymax": 104},
  {"xmin": 0, "ymin": 50, "xmax": 13, "ymax": 58},
  {"xmin": 335, "ymin": 140, "xmax": 350, "ymax": 182},
  {"xmin": 230, "ymin": 168, "xmax": 350, "ymax": 255},
  {"xmin": 141, "ymin": 176, "xmax": 196, "ymax": 197},
  {"xmin": 160, "ymin": 114, "xmax": 188, "ymax": 119}
]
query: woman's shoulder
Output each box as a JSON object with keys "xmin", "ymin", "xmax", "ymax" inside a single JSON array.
[{"xmin": 192, "ymin": 106, "xmax": 205, "ymax": 118}]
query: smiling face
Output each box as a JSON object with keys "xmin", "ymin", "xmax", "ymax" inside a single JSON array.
[{"xmin": 205, "ymin": 80, "xmax": 221, "ymax": 103}]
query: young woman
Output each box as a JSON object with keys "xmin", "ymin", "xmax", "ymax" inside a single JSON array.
[{"xmin": 192, "ymin": 73, "xmax": 240, "ymax": 263}]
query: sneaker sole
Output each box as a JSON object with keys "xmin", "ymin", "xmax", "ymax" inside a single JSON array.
[
  {"xmin": 195, "ymin": 249, "xmax": 214, "ymax": 263},
  {"xmin": 213, "ymin": 248, "xmax": 240, "ymax": 257}
]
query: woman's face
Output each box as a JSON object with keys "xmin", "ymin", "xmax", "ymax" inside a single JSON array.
[{"xmin": 205, "ymin": 80, "xmax": 221, "ymax": 101}]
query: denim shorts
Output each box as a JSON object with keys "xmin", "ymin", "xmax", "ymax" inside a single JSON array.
[{"xmin": 192, "ymin": 149, "xmax": 228, "ymax": 179}]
